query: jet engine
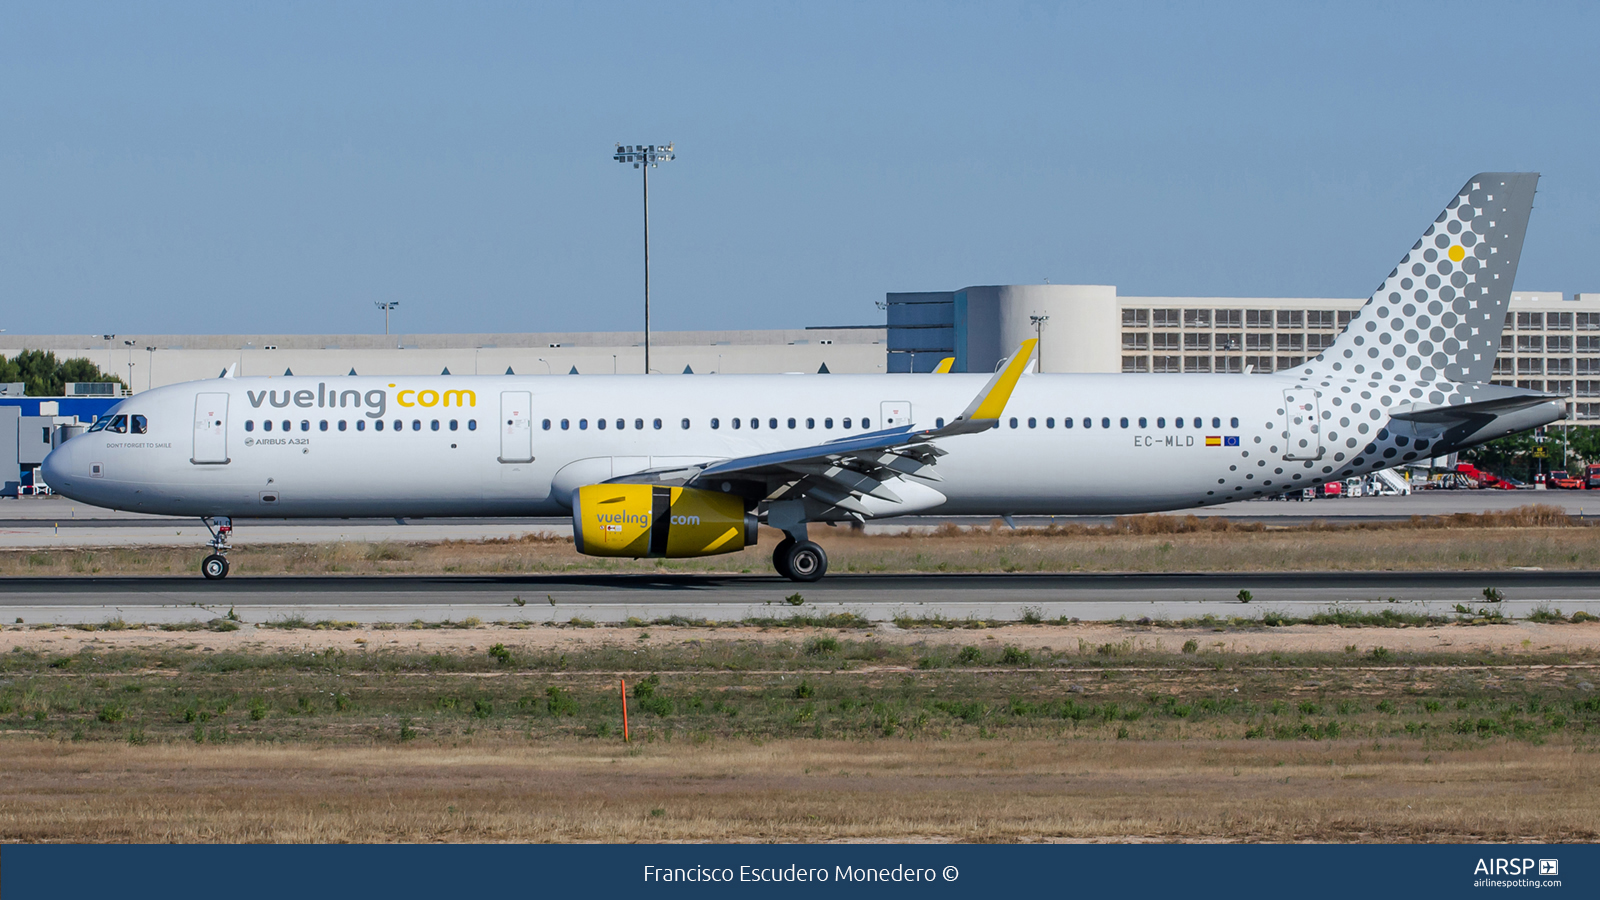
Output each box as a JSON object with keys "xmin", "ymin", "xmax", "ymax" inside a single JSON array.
[{"xmin": 571, "ymin": 484, "xmax": 757, "ymax": 558}]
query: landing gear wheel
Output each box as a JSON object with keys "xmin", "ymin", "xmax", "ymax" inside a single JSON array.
[
  {"xmin": 202, "ymin": 554, "xmax": 230, "ymax": 580},
  {"xmin": 772, "ymin": 537, "xmax": 796, "ymax": 579},
  {"xmin": 784, "ymin": 540, "xmax": 827, "ymax": 583}
]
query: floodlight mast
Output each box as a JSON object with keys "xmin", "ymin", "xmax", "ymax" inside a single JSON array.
[
  {"xmin": 375, "ymin": 301, "xmax": 400, "ymax": 336},
  {"xmin": 614, "ymin": 143, "xmax": 674, "ymax": 374}
]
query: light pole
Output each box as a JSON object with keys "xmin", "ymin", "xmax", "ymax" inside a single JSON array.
[
  {"xmin": 613, "ymin": 142, "xmax": 675, "ymax": 374},
  {"xmin": 375, "ymin": 301, "xmax": 400, "ymax": 336},
  {"xmin": 145, "ymin": 347, "xmax": 155, "ymax": 391},
  {"xmin": 1030, "ymin": 315, "xmax": 1049, "ymax": 371},
  {"xmin": 123, "ymin": 340, "xmax": 136, "ymax": 393}
]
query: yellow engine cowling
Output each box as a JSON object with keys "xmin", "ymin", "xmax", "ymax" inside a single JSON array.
[{"xmin": 571, "ymin": 484, "xmax": 758, "ymax": 558}]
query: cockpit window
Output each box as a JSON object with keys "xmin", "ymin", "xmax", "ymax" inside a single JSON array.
[
  {"xmin": 106, "ymin": 415, "xmax": 128, "ymax": 434},
  {"xmin": 87, "ymin": 417, "xmax": 109, "ymax": 433},
  {"xmin": 131, "ymin": 415, "xmax": 148, "ymax": 435}
]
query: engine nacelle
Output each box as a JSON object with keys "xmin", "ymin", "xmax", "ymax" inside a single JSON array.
[{"xmin": 571, "ymin": 484, "xmax": 758, "ymax": 558}]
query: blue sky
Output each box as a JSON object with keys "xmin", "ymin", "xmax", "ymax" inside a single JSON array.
[{"xmin": 2, "ymin": 2, "xmax": 1597, "ymax": 336}]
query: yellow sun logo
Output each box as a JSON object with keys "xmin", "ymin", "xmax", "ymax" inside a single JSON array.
[{"xmin": 1448, "ymin": 245, "xmax": 1466, "ymax": 262}]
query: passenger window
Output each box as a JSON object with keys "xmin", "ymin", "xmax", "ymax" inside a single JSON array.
[
  {"xmin": 338, "ymin": 420, "xmax": 347, "ymax": 431},
  {"xmin": 1230, "ymin": 417, "xmax": 1239, "ymax": 428},
  {"xmin": 732, "ymin": 418, "xmax": 741, "ymax": 430},
  {"xmin": 598, "ymin": 418, "xmax": 607, "ymax": 430},
  {"xmin": 1212, "ymin": 417, "xmax": 1221, "ymax": 428},
  {"xmin": 680, "ymin": 418, "xmax": 690, "ymax": 430},
  {"xmin": 561, "ymin": 419, "xmax": 569, "ymax": 430},
  {"xmin": 652, "ymin": 418, "xmax": 661, "ymax": 430},
  {"xmin": 1046, "ymin": 418, "xmax": 1054, "ymax": 428},
  {"xmin": 131, "ymin": 415, "xmax": 148, "ymax": 434},
  {"xmin": 1103, "ymin": 417, "xmax": 1112, "ymax": 429},
  {"xmin": 430, "ymin": 420, "xmax": 440, "ymax": 431},
  {"xmin": 245, "ymin": 420, "xmax": 255, "ymax": 432},
  {"xmin": 711, "ymin": 418, "xmax": 720, "ymax": 429},
  {"xmin": 356, "ymin": 420, "xmax": 366, "ymax": 432},
  {"xmin": 749, "ymin": 418, "xmax": 758, "ymax": 430},
  {"xmin": 302, "ymin": 420, "xmax": 310, "ymax": 431},
  {"xmin": 450, "ymin": 419, "xmax": 459, "ymax": 431},
  {"xmin": 787, "ymin": 418, "xmax": 796, "ymax": 429},
  {"xmin": 283, "ymin": 420, "xmax": 291, "ymax": 432},
  {"xmin": 1157, "ymin": 417, "xmax": 1165, "ymax": 428},
  {"xmin": 1138, "ymin": 417, "xmax": 1147, "ymax": 428},
  {"xmin": 1027, "ymin": 417, "xmax": 1036, "ymax": 429},
  {"xmin": 936, "ymin": 417, "xmax": 946, "ymax": 428},
  {"xmin": 579, "ymin": 419, "xmax": 588, "ymax": 430},
  {"xmin": 825, "ymin": 418, "xmax": 833, "ymax": 429},
  {"xmin": 806, "ymin": 418, "xmax": 815, "ymax": 429},
  {"xmin": 1192, "ymin": 417, "xmax": 1201, "ymax": 428},
  {"xmin": 541, "ymin": 419, "xmax": 550, "ymax": 430},
  {"xmin": 1175, "ymin": 417, "xmax": 1183, "ymax": 428},
  {"xmin": 467, "ymin": 420, "xmax": 477, "ymax": 431},
  {"xmin": 319, "ymin": 420, "xmax": 328, "ymax": 431},
  {"xmin": 862, "ymin": 418, "xmax": 870, "ymax": 429},
  {"xmin": 393, "ymin": 420, "xmax": 402, "ymax": 432},
  {"xmin": 635, "ymin": 419, "xmax": 644, "ymax": 430},
  {"xmin": 1120, "ymin": 417, "xmax": 1129, "ymax": 428},
  {"xmin": 1082, "ymin": 418, "xmax": 1091, "ymax": 429},
  {"xmin": 263, "ymin": 420, "xmax": 273, "ymax": 432},
  {"xmin": 374, "ymin": 420, "xmax": 384, "ymax": 432},
  {"xmin": 616, "ymin": 419, "xmax": 624, "ymax": 430},
  {"xmin": 843, "ymin": 418, "xmax": 852, "ymax": 429},
  {"xmin": 769, "ymin": 418, "xmax": 778, "ymax": 429}
]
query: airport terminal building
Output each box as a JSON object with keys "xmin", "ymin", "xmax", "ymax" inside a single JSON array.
[
  {"xmin": 887, "ymin": 286, "xmax": 1600, "ymax": 420},
  {"xmin": 4, "ymin": 285, "xmax": 1598, "ymax": 421}
]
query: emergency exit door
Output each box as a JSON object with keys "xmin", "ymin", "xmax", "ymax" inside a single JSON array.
[
  {"xmin": 191, "ymin": 393, "xmax": 230, "ymax": 465},
  {"xmin": 1281, "ymin": 388, "xmax": 1323, "ymax": 461},
  {"xmin": 499, "ymin": 391, "xmax": 534, "ymax": 463}
]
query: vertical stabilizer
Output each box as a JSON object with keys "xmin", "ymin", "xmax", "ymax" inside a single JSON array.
[{"xmin": 1305, "ymin": 173, "xmax": 1538, "ymax": 385}]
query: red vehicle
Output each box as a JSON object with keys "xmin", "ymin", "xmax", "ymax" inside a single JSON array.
[
  {"xmin": 1547, "ymin": 469, "xmax": 1586, "ymax": 490},
  {"xmin": 1453, "ymin": 463, "xmax": 1521, "ymax": 490}
]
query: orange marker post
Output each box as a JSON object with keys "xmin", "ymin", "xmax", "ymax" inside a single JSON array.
[{"xmin": 621, "ymin": 678, "xmax": 630, "ymax": 743}]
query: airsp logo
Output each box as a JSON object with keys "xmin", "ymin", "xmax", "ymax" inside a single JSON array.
[
  {"xmin": 1539, "ymin": 859, "xmax": 1559, "ymax": 877},
  {"xmin": 1473, "ymin": 858, "xmax": 1550, "ymax": 876}
]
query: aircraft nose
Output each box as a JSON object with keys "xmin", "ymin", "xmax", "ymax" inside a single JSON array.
[{"xmin": 40, "ymin": 441, "xmax": 78, "ymax": 496}]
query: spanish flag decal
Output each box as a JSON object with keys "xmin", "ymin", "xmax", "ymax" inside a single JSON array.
[{"xmin": 1205, "ymin": 436, "xmax": 1222, "ymax": 447}]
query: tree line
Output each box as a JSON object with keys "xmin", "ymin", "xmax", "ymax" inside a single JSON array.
[{"xmin": 0, "ymin": 350, "xmax": 124, "ymax": 396}]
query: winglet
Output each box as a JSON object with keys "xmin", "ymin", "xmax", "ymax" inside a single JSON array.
[
  {"xmin": 932, "ymin": 357, "xmax": 955, "ymax": 374},
  {"xmin": 224, "ymin": 363, "xmax": 238, "ymax": 379},
  {"xmin": 933, "ymin": 339, "xmax": 1036, "ymax": 435}
]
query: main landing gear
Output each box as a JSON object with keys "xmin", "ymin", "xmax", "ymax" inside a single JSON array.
[
  {"xmin": 200, "ymin": 516, "xmax": 232, "ymax": 580},
  {"xmin": 772, "ymin": 535, "xmax": 828, "ymax": 583}
]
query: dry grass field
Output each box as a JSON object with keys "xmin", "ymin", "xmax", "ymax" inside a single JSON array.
[
  {"xmin": 1, "ymin": 620, "xmax": 1597, "ymax": 842},
  {"xmin": 1, "ymin": 506, "xmax": 1595, "ymax": 577}
]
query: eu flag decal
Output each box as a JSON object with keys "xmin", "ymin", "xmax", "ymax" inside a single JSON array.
[{"xmin": 1223, "ymin": 435, "xmax": 1240, "ymax": 446}]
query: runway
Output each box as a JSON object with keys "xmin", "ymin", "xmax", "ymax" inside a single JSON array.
[
  {"xmin": 5, "ymin": 570, "xmax": 1598, "ymax": 626},
  {"xmin": 3, "ymin": 490, "xmax": 1599, "ymax": 549}
]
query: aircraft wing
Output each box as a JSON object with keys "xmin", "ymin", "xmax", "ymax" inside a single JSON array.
[{"xmin": 606, "ymin": 340, "xmax": 1037, "ymax": 516}]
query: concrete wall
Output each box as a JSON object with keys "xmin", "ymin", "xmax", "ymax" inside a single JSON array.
[{"xmin": 0, "ymin": 328, "xmax": 889, "ymax": 390}]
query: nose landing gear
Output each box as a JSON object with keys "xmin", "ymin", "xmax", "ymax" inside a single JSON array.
[{"xmin": 200, "ymin": 516, "xmax": 232, "ymax": 580}]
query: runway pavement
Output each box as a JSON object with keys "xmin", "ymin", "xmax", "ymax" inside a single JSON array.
[
  {"xmin": 4, "ymin": 570, "xmax": 1598, "ymax": 626},
  {"xmin": 3, "ymin": 490, "xmax": 1599, "ymax": 548}
]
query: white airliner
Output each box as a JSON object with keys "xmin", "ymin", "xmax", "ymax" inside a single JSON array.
[{"xmin": 42, "ymin": 172, "xmax": 1560, "ymax": 582}]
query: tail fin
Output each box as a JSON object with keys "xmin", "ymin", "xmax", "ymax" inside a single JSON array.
[{"xmin": 1304, "ymin": 173, "xmax": 1538, "ymax": 386}]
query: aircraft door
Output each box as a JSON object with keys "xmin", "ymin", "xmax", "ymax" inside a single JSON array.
[
  {"xmin": 880, "ymin": 401, "xmax": 911, "ymax": 429},
  {"xmin": 1281, "ymin": 388, "xmax": 1323, "ymax": 461},
  {"xmin": 191, "ymin": 392, "xmax": 230, "ymax": 465},
  {"xmin": 499, "ymin": 391, "xmax": 534, "ymax": 463}
]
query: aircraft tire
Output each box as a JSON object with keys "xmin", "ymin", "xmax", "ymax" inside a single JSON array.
[
  {"xmin": 785, "ymin": 541, "xmax": 827, "ymax": 583},
  {"xmin": 772, "ymin": 537, "xmax": 795, "ymax": 579},
  {"xmin": 202, "ymin": 554, "xmax": 230, "ymax": 580}
]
